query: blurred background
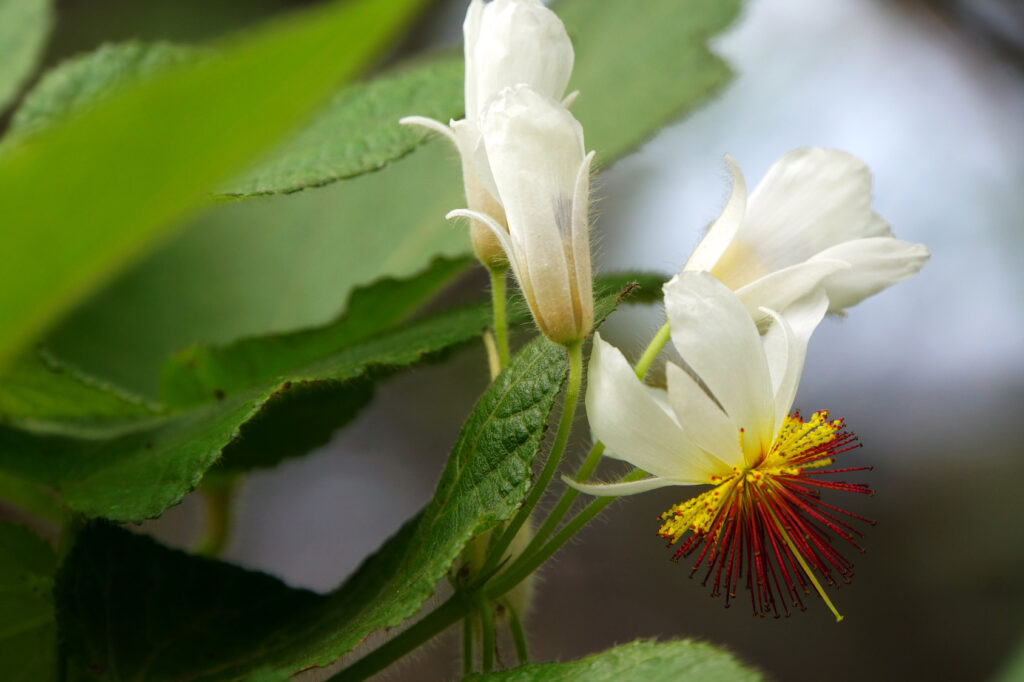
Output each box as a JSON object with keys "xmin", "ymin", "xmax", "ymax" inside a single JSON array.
[{"xmin": 14, "ymin": 0, "xmax": 1024, "ymax": 680}]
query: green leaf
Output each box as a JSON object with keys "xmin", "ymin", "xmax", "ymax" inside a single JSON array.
[
  {"xmin": 56, "ymin": 523, "xmax": 321, "ymax": 682},
  {"xmin": 0, "ymin": 296, "xmax": 502, "ymax": 520},
  {"xmin": 560, "ymin": 0, "xmax": 741, "ymax": 165},
  {"xmin": 5, "ymin": 41, "xmax": 197, "ymax": 142},
  {"xmin": 469, "ymin": 640, "xmax": 762, "ymax": 682},
  {"xmin": 0, "ymin": 472, "xmax": 62, "ymax": 523},
  {"xmin": 222, "ymin": 57, "xmax": 464, "ymax": 196},
  {"xmin": 0, "ymin": 350, "xmax": 157, "ymax": 427},
  {"xmin": 0, "ymin": 523, "xmax": 57, "ymax": 682},
  {"xmin": 0, "ymin": 0, "xmax": 429, "ymax": 369},
  {"xmin": 0, "ymin": 0, "xmax": 53, "ymax": 112},
  {"xmin": 44, "ymin": 0, "xmax": 742, "ymax": 397},
  {"xmin": 56, "ymin": 338, "xmax": 568, "ymax": 678},
  {"xmin": 7, "ymin": 42, "xmax": 465, "ymax": 198},
  {"xmin": 160, "ymin": 254, "xmax": 473, "ymax": 409},
  {"xmin": 593, "ymin": 271, "xmax": 670, "ymax": 305}
]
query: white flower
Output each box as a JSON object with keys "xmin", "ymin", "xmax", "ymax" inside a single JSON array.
[
  {"xmin": 400, "ymin": 0, "xmax": 574, "ymax": 269},
  {"xmin": 686, "ymin": 149, "xmax": 930, "ymax": 318},
  {"xmin": 571, "ymin": 273, "xmax": 874, "ymax": 620},
  {"xmin": 449, "ymin": 85, "xmax": 594, "ymax": 346},
  {"xmin": 571, "ymin": 271, "xmax": 829, "ymax": 495}
]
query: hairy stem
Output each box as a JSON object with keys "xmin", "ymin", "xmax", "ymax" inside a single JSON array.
[
  {"xmin": 487, "ymin": 469, "xmax": 647, "ymax": 597},
  {"xmin": 329, "ymin": 593, "xmax": 472, "ymax": 682},
  {"xmin": 490, "ymin": 268, "xmax": 511, "ymax": 369},
  {"xmin": 462, "ymin": 614, "xmax": 475, "ymax": 676},
  {"xmin": 479, "ymin": 597, "xmax": 495, "ymax": 672},
  {"xmin": 502, "ymin": 598, "xmax": 530, "ymax": 665},
  {"xmin": 632, "ymin": 319, "xmax": 671, "ymax": 380},
  {"xmin": 521, "ymin": 318, "xmax": 668, "ymax": 554}
]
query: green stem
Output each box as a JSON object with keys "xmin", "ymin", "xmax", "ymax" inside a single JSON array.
[
  {"xmin": 501, "ymin": 598, "xmax": 530, "ymax": 665},
  {"xmin": 479, "ymin": 597, "xmax": 495, "ymax": 673},
  {"xmin": 478, "ymin": 340, "xmax": 583, "ymax": 581},
  {"xmin": 332, "ymin": 467, "xmax": 644, "ymax": 681},
  {"xmin": 329, "ymin": 593, "xmax": 472, "ymax": 682},
  {"xmin": 195, "ymin": 474, "xmax": 237, "ymax": 557},
  {"xmin": 462, "ymin": 613, "xmax": 475, "ymax": 676},
  {"xmin": 331, "ymin": 323, "xmax": 663, "ymax": 680},
  {"xmin": 523, "ymin": 441, "xmax": 604, "ymax": 555},
  {"xmin": 521, "ymin": 318, "xmax": 668, "ymax": 555},
  {"xmin": 632, "ymin": 319, "xmax": 671, "ymax": 380},
  {"xmin": 490, "ymin": 268, "xmax": 511, "ymax": 369},
  {"xmin": 487, "ymin": 470, "xmax": 647, "ymax": 597}
]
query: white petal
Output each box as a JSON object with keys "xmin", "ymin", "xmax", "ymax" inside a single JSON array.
[
  {"xmin": 665, "ymin": 361, "xmax": 743, "ymax": 468},
  {"xmin": 480, "ymin": 85, "xmax": 585, "ymax": 340},
  {"xmin": 455, "ymin": 118, "xmax": 501, "ymax": 204},
  {"xmin": 685, "ymin": 154, "xmax": 747, "ymax": 273},
  {"xmin": 471, "ymin": 0, "xmax": 574, "ymax": 118},
  {"xmin": 585, "ymin": 334, "xmax": 723, "ymax": 482},
  {"xmin": 563, "ymin": 475, "xmax": 681, "ymax": 498},
  {"xmin": 759, "ymin": 288, "xmax": 828, "ymax": 430},
  {"xmin": 462, "ymin": 0, "xmax": 485, "ymax": 115},
  {"xmin": 664, "ymin": 272, "xmax": 775, "ymax": 465},
  {"xmin": 398, "ymin": 116, "xmax": 458, "ymax": 148},
  {"xmin": 446, "ymin": 208, "xmax": 520, "ymax": 279},
  {"xmin": 734, "ymin": 259, "xmax": 849, "ymax": 321},
  {"xmin": 715, "ymin": 148, "xmax": 891, "ymax": 289},
  {"xmin": 568, "ymin": 151, "xmax": 595, "ymax": 334},
  {"xmin": 811, "ymin": 237, "xmax": 930, "ymax": 312}
]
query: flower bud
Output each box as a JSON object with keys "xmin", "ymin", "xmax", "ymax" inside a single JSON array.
[
  {"xmin": 401, "ymin": 0, "xmax": 574, "ymax": 272},
  {"xmin": 450, "ymin": 85, "xmax": 594, "ymax": 346}
]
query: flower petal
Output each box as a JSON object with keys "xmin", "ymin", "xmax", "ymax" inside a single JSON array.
[
  {"xmin": 462, "ymin": 0, "xmax": 485, "ymax": 115},
  {"xmin": 760, "ymin": 288, "xmax": 828, "ymax": 430},
  {"xmin": 715, "ymin": 148, "xmax": 891, "ymax": 289},
  {"xmin": 664, "ymin": 271, "xmax": 775, "ymax": 465},
  {"xmin": 471, "ymin": 0, "xmax": 574, "ymax": 118},
  {"xmin": 398, "ymin": 116, "xmax": 458, "ymax": 148},
  {"xmin": 665, "ymin": 360, "xmax": 743, "ymax": 468},
  {"xmin": 811, "ymin": 237, "xmax": 930, "ymax": 312},
  {"xmin": 446, "ymin": 208, "xmax": 520, "ymax": 279},
  {"xmin": 480, "ymin": 85, "xmax": 585, "ymax": 341},
  {"xmin": 568, "ymin": 150, "xmax": 596, "ymax": 335},
  {"xmin": 734, "ymin": 258, "xmax": 849, "ymax": 322},
  {"xmin": 685, "ymin": 154, "xmax": 747, "ymax": 273},
  {"xmin": 586, "ymin": 334, "xmax": 722, "ymax": 482},
  {"xmin": 563, "ymin": 475, "xmax": 681, "ymax": 497},
  {"xmin": 456, "ymin": 118, "xmax": 501, "ymax": 204}
]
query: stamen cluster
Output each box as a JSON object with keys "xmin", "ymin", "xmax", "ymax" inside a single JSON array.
[{"xmin": 658, "ymin": 410, "xmax": 873, "ymax": 619}]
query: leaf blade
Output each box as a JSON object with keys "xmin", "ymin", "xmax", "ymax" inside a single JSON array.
[
  {"xmin": 0, "ymin": 523, "xmax": 58, "ymax": 682},
  {"xmin": 55, "ymin": 336, "xmax": 569, "ymax": 678},
  {"xmin": 43, "ymin": 0, "xmax": 743, "ymax": 396},
  {"xmin": 468, "ymin": 639, "xmax": 762, "ymax": 682},
  {"xmin": 0, "ymin": 0, "xmax": 52, "ymax": 112},
  {"xmin": 0, "ymin": 0, "xmax": 429, "ymax": 368}
]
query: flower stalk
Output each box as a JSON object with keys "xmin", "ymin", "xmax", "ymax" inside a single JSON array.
[{"xmin": 489, "ymin": 267, "xmax": 511, "ymax": 369}]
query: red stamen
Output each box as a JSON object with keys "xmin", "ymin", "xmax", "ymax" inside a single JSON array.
[{"xmin": 658, "ymin": 410, "xmax": 872, "ymax": 619}]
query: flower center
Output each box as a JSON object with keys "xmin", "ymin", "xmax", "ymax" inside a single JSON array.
[{"xmin": 657, "ymin": 410, "xmax": 873, "ymax": 620}]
